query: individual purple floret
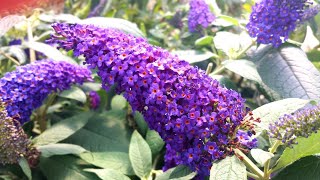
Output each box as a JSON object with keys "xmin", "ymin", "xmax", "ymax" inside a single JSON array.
[
  {"xmin": 269, "ymin": 105, "xmax": 320, "ymax": 147},
  {"xmin": 49, "ymin": 23, "xmax": 258, "ymax": 176},
  {"xmin": 88, "ymin": 91, "xmax": 100, "ymax": 109},
  {"xmin": 236, "ymin": 130, "xmax": 257, "ymax": 149},
  {"xmin": 0, "ymin": 98, "xmax": 40, "ymax": 166},
  {"xmin": 188, "ymin": 0, "xmax": 215, "ymax": 32},
  {"xmin": 0, "ymin": 60, "xmax": 92, "ymax": 124},
  {"xmin": 246, "ymin": 0, "xmax": 311, "ymax": 47}
]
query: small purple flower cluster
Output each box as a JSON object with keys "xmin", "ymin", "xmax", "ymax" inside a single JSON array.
[
  {"xmin": 236, "ymin": 130, "xmax": 257, "ymax": 149},
  {"xmin": 188, "ymin": 0, "xmax": 215, "ymax": 33},
  {"xmin": 0, "ymin": 60, "xmax": 92, "ymax": 124},
  {"xmin": 88, "ymin": 91, "xmax": 100, "ymax": 110},
  {"xmin": 0, "ymin": 98, "xmax": 39, "ymax": 165},
  {"xmin": 246, "ymin": 0, "xmax": 311, "ymax": 47},
  {"xmin": 269, "ymin": 105, "xmax": 320, "ymax": 146},
  {"xmin": 302, "ymin": 4, "xmax": 320, "ymax": 22},
  {"xmin": 49, "ymin": 23, "xmax": 256, "ymax": 176}
]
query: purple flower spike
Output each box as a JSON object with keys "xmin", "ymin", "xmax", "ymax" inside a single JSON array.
[
  {"xmin": 49, "ymin": 23, "xmax": 257, "ymax": 176},
  {"xmin": 188, "ymin": 0, "xmax": 215, "ymax": 32},
  {"xmin": 0, "ymin": 98, "xmax": 40, "ymax": 166},
  {"xmin": 0, "ymin": 60, "xmax": 92, "ymax": 124},
  {"xmin": 246, "ymin": 0, "xmax": 311, "ymax": 47},
  {"xmin": 269, "ymin": 105, "xmax": 320, "ymax": 147},
  {"xmin": 88, "ymin": 91, "xmax": 100, "ymax": 110}
]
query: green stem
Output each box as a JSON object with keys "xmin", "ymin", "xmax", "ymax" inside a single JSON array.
[
  {"xmin": 247, "ymin": 171, "xmax": 260, "ymax": 180},
  {"xmin": 0, "ymin": 49, "xmax": 20, "ymax": 65},
  {"xmin": 27, "ymin": 19, "xmax": 36, "ymax": 63},
  {"xmin": 234, "ymin": 41, "xmax": 255, "ymax": 60},
  {"xmin": 263, "ymin": 140, "xmax": 282, "ymax": 179},
  {"xmin": 38, "ymin": 93, "xmax": 57, "ymax": 132},
  {"xmin": 205, "ymin": 63, "xmax": 213, "ymax": 75},
  {"xmin": 212, "ymin": 66, "xmax": 225, "ymax": 75},
  {"xmin": 234, "ymin": 148, "xmax": 264, "ymax": 179}
]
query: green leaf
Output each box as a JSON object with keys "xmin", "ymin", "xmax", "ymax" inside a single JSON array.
[
  {"xmin": 250, "ymin": 149, "xmax": 274, "ymax": 167},
  {"xmin": 252, "ymin": 98, "xmax": 310, "ymax": 133},
  {"xmin": 129, "ymin": 130, "xmax": 152, "ymax": 178},
  {"xmin": 214, "ymin": 15, "xmax": 239, "ymax": 27},
  {"xmin": 39, "ymin": 13, "xmax": 80, "ymax": 23},
  {"xmin": 23, "ymin": 41, "xmax": 76, "ymax": 64},
  {"xmin": 214, "ymin": 32, "xmax": 240, "ymax": 57},
  {"xmin": 209, "ymin": 75, "xmax": 238, "ymax": 90},
  {"xmin": 40, "ymin": 156, "xmax": 98, "ymax": 180},
  {"xmin": 84, "ymin": 169, "xmax": 130, "ymax": 180},
  {"xmin": 33, "ymin": 112, "xmax": 93, "ymax": 145},
  {"xmin": 18, "ymin": 158, "xmax": 32, "ymax": 180},
  {"xmin": 0, "ymin": 15, "xmax": 25, "ymax": 37},
  {"xmin": 80, "ymin": 17, "xmax": 144, "ymax": 37},
  {"xmin": 155, "ymin": 165, "xmax": 196, "ymax": 180},
  {"xmin": 134, "ymin": 112, "xmax": 148, "ymax": 136},
  {"xmin": 146, "ymin": 130, "xmax": 165, "ymax": 156},
  {"xmin": 63, "ymin": 110, "xmax": 131, "ymax": 152},
  {"xmin": 80, "ymin": 152, "xmax": 134, "ymax": 175},
  {"xmin": 111, "ymin": 95, "xmax": 127, "ymax": 110},
  {"xmin": 273, "ymin": 132, "xmax": 320, "ymax": 171},
  {"xmin": 273, "ymin": 156, "xmax": 320, "ymax": 180},
  {"xmin": 210, "ymin": 156, "xmax": 246, "ymax": 180},
  {"xmin": 195, "ymin": 36, "xmax": 214, "ymax": 46},
  {"xmin": 172, "ymin": 50, "xmax": 217, "ymax": 64},
  {"xmin": 38, "ymin": 144, "xmax": 87, "ymax": 157},
  {"xmin": 222, "ymin": 60, "xmax": 262, "ymax": 83},
  {"xmin": 59, "ymin": 86, "xmax": 87, "ymax": 103},
  {"xmin": 250, "ymin": 45, "xmax": 320, "ymax": 99}
]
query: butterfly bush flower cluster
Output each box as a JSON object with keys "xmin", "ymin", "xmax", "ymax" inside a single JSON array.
[
  {"xmin": 188, "ymin": 0, "xmax": 215, "ymax": 32},
  {"xmin": 246, "ymin": 0, "xmax": 311, "ymax": 47},
  {"xmin": 88, "ymin": 91, "xmax": 100, "ymax": 109},
  {"xmin": 0, "ymin": 60, "xmax": 92, "ymax": 124},
  {"xmin": 0, "ymin": 98, "xmax": 40, "ymax": 166},
  {"xmin": 269, "ymin": 105, "xmax": 320, "ymax": 146},
  {"xmin": 49, "ymin": 23, "xmax": 258, "ymax": 176}
]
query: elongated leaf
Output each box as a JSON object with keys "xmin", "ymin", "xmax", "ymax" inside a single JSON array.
[
  {"xmin": 210, "ymin": 156, "xmax": 246, "ymax": 180},
  {"xmin": 84, "ymin": 169, "xmax": 130, "ymax": 180},
  {"xmin": 155, "ymin": 165, "xmax": 196, "ymax": 180},
  {"xmin": 214, "ymin": 32, "xmax": 240, "ymax": 57},
  {"xmin": 146, "ymin": 130, "xmax": 165, "ymax": 156},
  {"xmin": 19, "ymin": 158, "xmax": 31, "ymax": 180},
  {"xmin": 0, "ymin": 15, "xmax": 25, "ymax": 37},
  {"xmin": 59, "ymin": 86, "xmax": 87, "ymax": 103},
  {"xmin": 250, "ymin": 45, "xmax": 320, "ymax": 99},
  {"xmin": 80, "ymin": 152, "xmax": 134, "ymax": 175},
  {"xmin": 111, "ymin": 95, "xmax": 127, "ymax": 110},
  {"xmin": 172, "ymin": 50, "xmax": 217, "ymax": 64},
  {"xmin": 33, "ymin": 112, "xmax": 93, "ymax": 145},
  {"xmin": 273, "ymin": 156, "xmax": 320, "ymax": 180},
  {"xmin": 223, "ymin": 60, "xmax": 262, "ymax": 83},
  {"xmin": 134, "ymin": 112, "xmax": 148, "ymax": 136},
  {"xmin": 251, "ymin": 98, "xmax": 310, "ymax": 133},
  {"xmin": 129, "ymin": 130, "xmax": 152, "ymax": 178},
  {"xmin": 63, "ymin": 110, "xmax": 131, "ymax": 152},
  {"xmin": 195, "ymin": 36, "xmax": 213, "ymax": 46},
  {"xmin": 23, "ymin": 41, "xmax": 76, "ymax": 64},
  {"xmin": 80, "ymin": 17, "xmax": 144, "ymax": 37},
  {"xmin": 38, "ymin": 144, "xmax": 86, "ymax": 157},
  {"xmin": 0, "ymin": 45, "xmax": 27, "ymax": 63},
  {"xmin": 273, "ymin": 132, "xmax": 320, "ymax": 171},
  {"xmin": 40, "ymin": 156, "xmax": 98, "ymax": 180},
  {"xmin": 250, "ymin": 149, "xmax": 274, "ymax": 167}
]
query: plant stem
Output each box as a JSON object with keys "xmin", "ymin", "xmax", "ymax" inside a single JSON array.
[
  {"xmin": 206, "ymin": 62, "xmax": 213, "ymax": 75},
  {"xmin": 234, "ymin": 148, "xmax": 264, "ymax": 179},
  {"xmin": 38, "ymin": 93, "xmax": 57, "ymax": 132},
  {"xmin": 247, "ymin": 171, "xmax": 260, "ymax": 179},
  {"xmin": 27, "ymin": 19, "xmax": 36, "ymax": 63},
  {"xmin": 263, "ymin": 140, "xmax": 282, "ymax": 178},
  {"xmin": 235, "ymin": 41, "xmax": 255, "ymax": 59},
  {"xmin": 0, "ymin": 49, "xmax": 20, "ymax": 65},
  {"xmin": 212, "ymin": 66, "xmax": 225, "ymax": 75}
]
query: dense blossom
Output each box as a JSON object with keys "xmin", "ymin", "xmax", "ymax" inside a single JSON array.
[
  {"xmin": 0, "ymin": 60, "xmax": 92, "ymax": 124},
  {"xmin": 188, "ymin": 0, "xmax": 215, "ymax": 32},
  {"xmin": 0, "ymin": 98, "xmax": 40, "ymax": 165},
  {"xmin": 246, "ymin": 0, "xmax": 311, "ymax": 47},
  {"xmin": 88, "ymin": 91, "xmax": 100, "ymax": 109},
  {"xmin": 269, "ymin": 105, "xmax": 320, "ymax": 146},
  {"xmin": 49, "ymin": 23, "xmax": 257, "ymax": 176}
]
